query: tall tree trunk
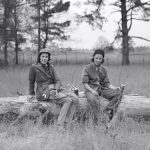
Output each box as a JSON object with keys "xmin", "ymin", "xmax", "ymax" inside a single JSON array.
[
  {"xmin": 3, "ymin": 35, "xmax": 8, "ymax": 66},
  {"xmin": 3, "ymin": 1, "xmax": 8, "ymax": 66},
  {"xmin": 14, "ymin": 1, "xmax": 19, "ymax": 65},
  {"xmin": 37, "ymin": 0, "xmax": 41, "ymax": 53},
  {"xmin": 42, "ymin": 0, "xmax": 48, "ymax": 48},
  {"xmin": 121, "ymin": 0, "xmax": 130, "ymax": 65},
  {"xmin": 43, "ymin": 26, "xmax": 48, "ymax": 48}
]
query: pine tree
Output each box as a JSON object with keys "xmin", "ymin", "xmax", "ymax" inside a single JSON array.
[{"xmin": 29, "ymin": 0, "xmax": 70, "ymax": 50}]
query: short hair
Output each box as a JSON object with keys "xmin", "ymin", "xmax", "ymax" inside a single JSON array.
[{"xmin": 91, "ymin": 49, "xmax": 105, "ymax": 63}]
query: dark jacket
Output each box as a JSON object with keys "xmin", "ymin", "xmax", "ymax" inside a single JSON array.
[
  {"xmin": 29, "ymin": 62, "xmax": 59, "ymax": 101},
  {"xmin": 82, "ymin": 62, "xmax": 110, "ymax": 90}
]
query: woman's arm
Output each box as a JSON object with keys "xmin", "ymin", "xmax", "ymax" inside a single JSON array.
[
  {"xmin": 103, "ymin": 67, "xmax": 120, "ymax": 90},
  {"xmin": 51, "ymin": 65, "xmax": 61, "ymax": 90},
  {"xmin": 83, "ymin": 83, "xmax": 99, "ymax": 96},
  {"xmin": 82, "ymin": 66, "xmax": 98, "ymax": 96},
  {"xmin": 108, "ymin": 84, "xmax": 120, "ymax": 91}
]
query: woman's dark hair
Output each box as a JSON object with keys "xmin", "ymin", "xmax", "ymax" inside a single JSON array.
[{"xmin": 91, "ymin": 49, "xmax": 105, "ymax": 63}]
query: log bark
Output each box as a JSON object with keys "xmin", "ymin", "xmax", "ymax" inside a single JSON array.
[
  {"xmin": 119, "ymin": 94, "xmax": 150, "ymax": 116},
  {"xmin": 107, "ymin": 94, "xmax": 150, "ymax": 129},
  {"xmin": 0, "ymin": 93, "xmax": 150, "ymax": 124}
]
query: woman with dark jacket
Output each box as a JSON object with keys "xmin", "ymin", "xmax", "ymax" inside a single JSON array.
[
  {"xmin": 29, "ymin": 48, "xmax": 78, "ymax": 128},
  {"xmin": 82, "ymin": 49, "xmax": 123, "ymax": 120}
]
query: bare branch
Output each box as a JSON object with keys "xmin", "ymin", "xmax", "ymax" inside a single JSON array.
[
  {"xmin": 131, "ymin": 18, "xmax": 150, "ymax": 21},
  {"xmin": 111, "ymin": 21, "xmax": 122, "ymax": 45},
  {"xmin": 128, "ymin": 9, "xmax": 134, "ymax": 32},
  {"xmin": 130, "ymin": 36, "xmax": 150, "ymax": 42},
  {"xmin": 127, "ymin": 2, "xmax": 150, "ymax": 13}
]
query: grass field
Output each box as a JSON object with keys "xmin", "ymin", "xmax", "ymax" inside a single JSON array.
[
  {"xmin": 4, "ymin": 49, "xmax": 150, "ymax": 66},
  {"xmin": 0, "ymin": 117, "xmax": 150, "ymax": 150},
  {"xmin": 0, "ymin": 64, "xmax": 150, "ymax": 97},
  {"xmin": 0, "ymin": 53, "xmax": 150, "ymax": 149}
]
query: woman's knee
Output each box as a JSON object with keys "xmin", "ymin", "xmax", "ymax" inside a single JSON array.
[
  {"xmin": 103, "ymin": 89, "xmax": 120, "ymax": 100},
  {"xmin": 69, "ymin": 93, "xmax": 79, "ymax": 104},
  {"xmin": 85, "ymin": 92, "xmax": 98, "ymax": 102},
  {"xmin": 63, "ymin": 97, "xmax": 72, "ymax": 104}
]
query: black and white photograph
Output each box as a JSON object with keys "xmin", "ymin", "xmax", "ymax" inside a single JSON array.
[{"xmin": 0, "ymin": 0, "xmax": 150, "ymax": 149}]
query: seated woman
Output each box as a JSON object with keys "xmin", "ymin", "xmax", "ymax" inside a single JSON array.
[
  {"xmin": 81, "ymin": 49, "xmax": 122, "ymax": 120},
  {"xmin": 29, "ymin": 48, "xmax": 78, "ymax": 128}
]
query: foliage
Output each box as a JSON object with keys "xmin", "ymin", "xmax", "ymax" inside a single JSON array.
[
  {"xmin": 0, "ymin": 0, "xmax": 26, "ymax": 43},
  {"xmin": 93, "ymin": 36, "xmax": 115, "ymax": 52},
  {"xmin": 29, "ymin": 0, "xmax": 71, "ymax": 48},
  {"xmin": 0, "ymin": 0, "xmax": 71, "ymax": 64},
  {"xmin": 0, "ymin": 0, "xmax": 28, "ymax": 65},
  {"xmin": 75, "ymin": 0, "xmax": 106, "ymax": 29}
]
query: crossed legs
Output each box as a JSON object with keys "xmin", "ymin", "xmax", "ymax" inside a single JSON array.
[{"xmin": 56, "ymin": 92, "xmax": 78, "ymax": 126}]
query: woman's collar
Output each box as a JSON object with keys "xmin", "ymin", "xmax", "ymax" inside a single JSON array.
[
  {"xmin": 40, "ymin": 63, "xmax": 48, "ymax": 68},
  {"xmin": 93, "ymin": 62, "xmax": 101, "ymax": 68}
]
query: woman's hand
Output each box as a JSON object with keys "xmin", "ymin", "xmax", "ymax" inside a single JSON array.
[
  {"xmin": 114, "ymin": 86, "xmax": 121, "ymax": 91},
  {"xmin": 91, "ymin": 89, "xmax": 99, "ymax": 96},
  {"xmin": 83, "ymin": 83, "xmax": 99, "ymax": 96},
  {"xmin": 109, "ymin": 84, "xmax": 120, "ymax": 91},
  {"xmin": 50, "ymin": 89, "xmax": 58, "ymax": 96}
]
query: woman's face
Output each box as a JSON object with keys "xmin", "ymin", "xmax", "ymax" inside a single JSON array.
[
  {"xmin": 93, "ymin": 54, "xmax": 103, "ymax": 66},
  {"xmin": 40, "ymin": 53, "xmax": 49, "ymax": 65}
]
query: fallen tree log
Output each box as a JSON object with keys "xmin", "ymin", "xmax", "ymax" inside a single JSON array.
[
  {"xmin": 0, "ymin": 93, "xmax": 90, "ymax": 124},
  {"xmin": 119, "ymin": 94, "xmax": 150, "ymax": 117},
  {"xmin": 106, "ymin": 94, "xmax": 150, "ymax": 128},
  {"xmin": 0, "ymin": 93, "xmax": 150, "ymax": 125}
]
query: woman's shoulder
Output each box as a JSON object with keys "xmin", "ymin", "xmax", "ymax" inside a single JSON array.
[
  {"xmin": 29, "ymin": 64, "xmax": 37, "ymax": 73},
  {"xmin": 49, "ymin": 63, "xmax": 55, "ymax": 69},
  {"xmin": 30, "ymin": 63, "xmax": 42, "ymax": 71},
  {"xmin": 30, "ymin": 63, "xmax": 38, "ymax": 68},
  {"xmin": 84, "ymin": 63, "xmax": 94, "ymax": 69},
  {"xmin": 101, "ymin": 65, "xmax": 108, "ymax": 72}
]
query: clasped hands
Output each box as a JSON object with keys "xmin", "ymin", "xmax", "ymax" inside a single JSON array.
[{"xmin": 49, "ymin": 88, "xmax": 58, "ymax": 96}]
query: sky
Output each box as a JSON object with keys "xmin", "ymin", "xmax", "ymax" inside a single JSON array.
[{"xmin": 62, "ymin": 0, "xmax": 150, "ymax": 49}]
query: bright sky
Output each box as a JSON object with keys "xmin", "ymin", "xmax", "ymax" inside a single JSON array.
[{"xmin": 62, "ymin": 0, "xmax": 150, "ymax": 49}]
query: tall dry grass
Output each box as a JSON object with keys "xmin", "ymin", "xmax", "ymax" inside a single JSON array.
[
  {"xmin": 0, "ymin": 64, "xmax": 150, "ymax": 97},
  {"xmin": 5, "ymin": 50, "xmax": 150, "ymax": 66},
  {"xmin": 0, "ymin": 118, "xmax": 150, "ymax": 150}
]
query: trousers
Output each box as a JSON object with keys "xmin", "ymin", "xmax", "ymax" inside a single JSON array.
[
  {"xmin": 85, "ymin": 88, "xmax": 121, "ymax": 119},
  {"xmin": 49, "ymin": 90, "xmax": 79, "ymax": 126}
]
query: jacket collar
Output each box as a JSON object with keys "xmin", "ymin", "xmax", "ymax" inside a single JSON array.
[
  {"xmin": 92, "ymin": 62, "xmax": 102, "ymax": 68},
  {"xmin": 35, "ymin": 63, "xmax": 52, "ymax": 79}
]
